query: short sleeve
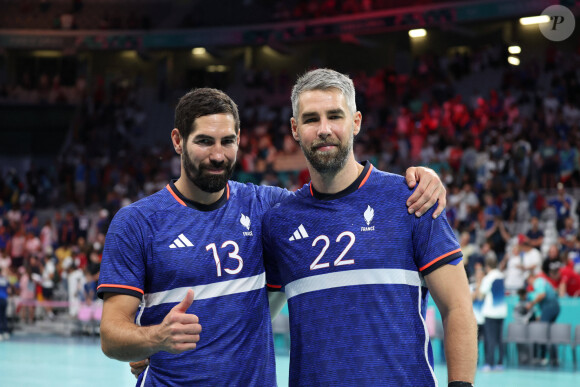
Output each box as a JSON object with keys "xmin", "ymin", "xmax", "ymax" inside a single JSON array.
[
  {"xmin": 97, "ymin": 208, "xmax": 147, "ymax": 300},
  {"xmin": 413, "ymin": 208, "xmax": 463, "ymax": 276}
]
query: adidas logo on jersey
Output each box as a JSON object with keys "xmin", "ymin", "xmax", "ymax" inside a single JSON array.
[
  {"xmin": 289, "ymin": 224, "xmax": 309, "ymax": 241},
  {"xmin": 240, "ymin": 213, "xmax": 253, "ymax": 236},
  {"xmin": 361, "ymin": 205, "xmax": 375, "ymax": 231},
  {"xmin": 169, "ymin": 233, "xmax": 194, "ymax": 248}
]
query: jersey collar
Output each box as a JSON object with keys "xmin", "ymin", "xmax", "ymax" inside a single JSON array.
[
  {"xmin": 166, "ymin": 180, "xmax": 230, "ymax": 211},
  {"xmin": 309, "ymin": 161, "xmax": 373, "ymax": 201}
]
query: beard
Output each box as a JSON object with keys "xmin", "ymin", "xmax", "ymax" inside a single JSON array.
[
  {"xmin": 182, "ymin": 148, "xmax": 234, "ymax": 193},
  {"xmin": 299, "ymin": 132, "xmax": 353, "ymax": 175}
]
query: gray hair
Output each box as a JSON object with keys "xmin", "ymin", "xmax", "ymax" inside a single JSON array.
[{"xmin": 291, "ymin": 68, "xmax": 357, "ymax": 119}]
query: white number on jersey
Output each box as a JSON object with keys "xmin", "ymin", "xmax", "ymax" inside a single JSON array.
[
  {"xmin": 206, "ymin": 241, "xmax": 244, "ymax": 277},
  {"xmin": 310, "ymin": 232, "xmax": 356, "ymax": 270}
]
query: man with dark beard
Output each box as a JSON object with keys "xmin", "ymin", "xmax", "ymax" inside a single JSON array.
[
  {"xmin": 263, "ymin": 69, "xmax": 477, "ymax": 387},
  {"xmin": 98, "ymin": 87, "xmax": 448, "ymax": 386}
]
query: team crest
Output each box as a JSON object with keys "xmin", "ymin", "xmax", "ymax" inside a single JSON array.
[
  {"xmin": 240, "ymin": 213, "xmax": 253, "ymax": 236},
  {"xmin": 361, "ymin": 205, "xmax": 375, "ymax": 231}
]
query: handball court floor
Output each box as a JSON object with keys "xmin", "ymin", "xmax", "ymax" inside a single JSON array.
[{"xmin": 1, "ymin": 334, "xmax": 579, "ymax": 386}]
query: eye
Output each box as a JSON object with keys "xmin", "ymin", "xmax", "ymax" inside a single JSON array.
[
  {"xmin": 303, "ymin": 117, "xmax": 318, "ymax": 124},
  {"xmin": 222, "ymin": 138, "xmax": 236, "ymax": 145},
  {"xmin": 196, "ymin": 139, "xmax": 213, "ymax": 145}
]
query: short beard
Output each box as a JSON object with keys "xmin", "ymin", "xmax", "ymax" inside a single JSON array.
[
  {"xmin": 299, "ymin": 133, "xmax": 353, "ymax": 175},
  {"xmin": 182, "ymin": 148, "xmax": 234, "ymax": 193}
]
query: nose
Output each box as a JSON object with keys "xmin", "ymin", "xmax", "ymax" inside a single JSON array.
[
  {"xmin": 209, "ymin": 144, "xmax": 226, "ymax": 162},
  {"xmin": 317, "ymin": 117, "xmax": 332, "ymax": 138}
]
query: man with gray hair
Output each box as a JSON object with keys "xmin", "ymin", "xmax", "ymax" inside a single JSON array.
[{"xmin": 264, "ymin": 68, "xmax": 477, "ymax": 386}]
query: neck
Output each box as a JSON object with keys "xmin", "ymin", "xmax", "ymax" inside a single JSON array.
[
  {"xmin": 174, "ymin": 176, "xmax": 224, "ymax": 205},
  {"xmin": 308, "ymin": 156, "xmax": 362, "ymax": 194}
]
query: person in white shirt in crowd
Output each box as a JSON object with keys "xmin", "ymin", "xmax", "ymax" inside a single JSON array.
[
  {"xmin": 470, "ymin": 263, "xmax": 485, "ymax": 363},
  {"xmin": 501, "ymin": 234, "xmax": 542, "ymax": 294},
  {"xmin": 477, "ymin": 255, "xmax": 508, "ymax": 372}
]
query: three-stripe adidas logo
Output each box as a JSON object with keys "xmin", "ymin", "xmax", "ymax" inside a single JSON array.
[
  {"xmin": 289, "ymin": 224, "xmax": 309, "ymax": 241},
  {"xmin": 169, "ymin": 233, "xmax": 194, "ymax": 248}
]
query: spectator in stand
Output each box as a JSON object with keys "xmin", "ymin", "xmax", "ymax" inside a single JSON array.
[
  {"xmin": 470, "ymin": 264, "xmax": 485, "ymax": 357},
  {"xmin": 526, "ymin": 271, "xmax": 561, "ymax": 366},
  {"xmin": 454, "ymin": 183, "xmax": 480, "ymax": 233},
  {"xmin": 558, "ymin": 216, "xmax": 577, "ymax": 253},
  {"xmin": 477, "ymin": 256, "xmax": 507, "ymax": 372},
  {"xmin": 24, "ymin": 230, "xmax": 41, "ymax": 261},
  {"xmin": 559, "ymin": 140, "xmax": 579, "ymax": 184},
  {"xmin": 0, "ymin": 248, "xmax": 10, "ymax": 273},
  {"xmin": 39, "ymin": 219, "xmax": 55, "ymax": 253},
  {"xmin": 549, "ymin": 182, "xmax": 573, "ymax": 231},
  {"xmin": 482, "ymin": 192, "xmax": 508, "ymax": 262},
  {"xmin": 560, "ymin": 249, "xmax": 580, "ymax": 297},
  {"xmin": 18, "ymin": 266, "xmax": 35, "ymax": 324},
  {"xmin": 7, "ymin": 225, "xmax": 26, "ymax": 270},
  {"xmin": 539, "ymin": 137, "xmax": 559, "ymax": 189},
  {"xmin": 512, "ymin": 287, "xmax": 535, "ymax": 364},
  {"xmin": 525, "ymin": 216, "xmax": 544, "ymax": 250},
  {"xmin": 542, "ymin": 244, "xmax": 562, "ymax": 288},
  {"xmin": 501, "ymin": 234, "xmax": 542, "ymax": 294},
  {"xmin": 40, "ymin": 247, "xmax": 57, "ymax": 319},
  {"xmin": 0, "ymin": 225, "xmax": 10, "ymax": 253},
  {"xmin": 6, "ymin": 204, "xmax": 22, "ymax": 231},
  {"xmin": 0, "ymin": 267, "xmax": 9, "ymax": 340}
]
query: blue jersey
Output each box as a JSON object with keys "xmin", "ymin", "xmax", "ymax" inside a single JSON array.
[
  {"xmin": 263, "ymin": 162, "xmax": 462, "ymax": 387},
  {"xmin": 98, "ymin": 181, "xmax": 290, "ymax": 386}
]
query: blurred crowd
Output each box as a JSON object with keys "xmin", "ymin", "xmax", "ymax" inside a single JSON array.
[{"xmin": 0, "ymin": 43, "xmax": 580, "ymax": 341}]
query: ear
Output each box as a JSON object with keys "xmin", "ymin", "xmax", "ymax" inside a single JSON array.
[
  {"xmin": 290, "ymin": 117, "xmax": 299, "ymax": 141},
  {"xmin": 171, "ymin": 128, "xmax": 183, "ymax": 154},
  {"xmin": 353, "ymin": 111, "xmax": 362, "ymax": 136}
]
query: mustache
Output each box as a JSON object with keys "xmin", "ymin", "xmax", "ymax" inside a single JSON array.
[
  {"xmin": 311, "ymin": 140, "xmax": 340, "ymax": 149},
  {"xmin": 199, "ymin": 160, "xmax": 230, "ymax": 170}
]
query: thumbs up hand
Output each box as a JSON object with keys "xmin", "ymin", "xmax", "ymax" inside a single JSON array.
[{"xmin": 157, "ymin": 289, "xmax": 202, "ymax": 354}]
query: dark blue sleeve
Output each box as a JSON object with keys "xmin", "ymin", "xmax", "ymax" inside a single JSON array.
[
  {"xmin": 413, "ymin": 207, "xmax": 463, "ymax": 276},
  {"xmin": 262, "ymin": 207, "xmax": 283, "ymax": 292}
]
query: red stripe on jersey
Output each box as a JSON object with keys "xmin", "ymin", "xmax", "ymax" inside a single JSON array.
[
  {"xmin": 97, "ymin": 284, "xmax": 144, "ymax": 294},
  {"xmin": 358, "ymin": 164, "xmax": 374, "ymax": 189},
  {"xmin": 309, "ymin": 183, "xmax": 314, "ymax": 196},
  {"xmin": 267, "ymin": 283, "xmax": 282, "ymax": 289},
  {"xmin": 227, "ymin": 183, "xmax": 230, "ymax": 199},
  {"xmin": 419, "ymin": 248, "xmax": 462, "ymax": 272},
  {"xmin": 166, "ymin": 184, "xmax": 187, "ymax": 206}
]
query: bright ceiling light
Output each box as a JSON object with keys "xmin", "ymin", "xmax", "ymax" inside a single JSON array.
[
  {"xmin": 508, "ymin": 56, "xmax": 520, "ymax": 66},
  {"xmin": 192, "ymin": 47, "xmax": 206, "ymax": 55},
  {"xmin": 508, "ymin": 46, "xmax": 521, "ymax": 54},
  {"xmin": 519, "ymin": 15, "xmax": 550, "ymax": 25},
  {"xmin": 408, "ymin": 29, "xmax": 426, "ymax": 38}
]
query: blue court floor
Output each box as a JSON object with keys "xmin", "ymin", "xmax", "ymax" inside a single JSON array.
[{"xmin": 1, "ymin": 335, "xmax": 579, "ymax": 386}]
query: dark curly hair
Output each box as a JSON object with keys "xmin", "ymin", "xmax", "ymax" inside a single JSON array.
[{"xmin": 174, "ymin": 88, "xmax": 240, "ymax": 140}]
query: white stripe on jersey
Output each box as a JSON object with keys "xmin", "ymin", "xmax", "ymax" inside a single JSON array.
[
  {"xmin": 285, "ymin": 268, "xmax": 422, "ymax": 299},
  {"xmin": 139, "ymin": 365, "xmax": 149, "ymax": 387},
  {"xmin": 418, "ymin": 284, "xmax": 438, "ymax": 386},
  {"xmin": 142, "ymin": 273, "xmax": 266, "ymax": 308}
]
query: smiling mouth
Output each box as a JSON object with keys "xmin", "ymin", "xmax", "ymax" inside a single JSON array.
[{"xmin": 314, "ymin": 143, "xmax": 338, "ymax": 151}]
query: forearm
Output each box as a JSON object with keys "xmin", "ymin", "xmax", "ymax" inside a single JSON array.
[
  {"xmin": 101, "ymin": 318, "xmax": 162, "ymax": 362},
  {"xmin": 442, "ymin": 307, "xmax": 477, "ymax": 383}
]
